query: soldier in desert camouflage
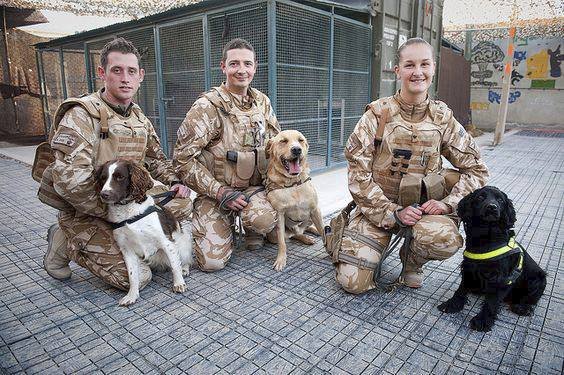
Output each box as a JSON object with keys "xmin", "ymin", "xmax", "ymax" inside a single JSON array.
[
  {"xmin": 174, "ymin": 38, "xmax": 280, "ymax": 271},
  {"xmin": 330, "ymin": 38, "xmax": 489, "ymax": 294},
  {"xmin": 41, "ymin": 38, "xmax": 191, "ymax": 291}
]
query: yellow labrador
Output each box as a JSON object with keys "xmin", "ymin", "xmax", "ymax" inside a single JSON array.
[{"xmin": 265, "ymin": 130, "xmax": 325, "ymax": 271}]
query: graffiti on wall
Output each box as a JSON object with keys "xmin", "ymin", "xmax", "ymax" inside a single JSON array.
[
  {"xmin": 526, "ymin": 50, "xmax": 549, "ymax": 79},
  {"xmin": 471, "ymin": 37, "xmax": 563, "ymax": 90},
  {"xmin": 470, "ymin": 101, "xmax": 490, "ymax": 110},
  {"xmin": 548, "ymin": 45, "xmax": 563, "ymax": 78},
  {"xmin": 471, "ymin": 41, "xmax": 505, "ymax": 86},
  {"xmin": 488, "ymin": 89, "xmax": 521, "ymax": 104}
]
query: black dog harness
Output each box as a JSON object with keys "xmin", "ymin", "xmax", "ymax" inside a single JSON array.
[
  {"xmin": 109, "ymin": 191, "xmax": 176, "ymax": 230},
  {"xmin": 463, "ymin": 234, "xmax": 525, "ymax": 285}
]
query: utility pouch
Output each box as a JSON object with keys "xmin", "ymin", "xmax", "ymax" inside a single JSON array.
[
  {"xmin": 255, "ymin": 146, "xmax": 268, "ymax": 175},
  {"xmin": 423, "ymin": 173, "xmax": 447, "ymax": 201},
  {"xmin": 440, "ymin": 168, "xmax": 461, "ymax": 193},
  {"xmin": 391, "ymin": 148, "xmax": 411, "ymax": 176},
  {"xmin": 324, "ymin": 201, "xmax": 356, "ymax": 262},
  {"xmin": 398, "ymin": 175, "xmax": 422, "ymax": 207},
  {"xmin": 226, "ymin": 150, "xmax": 256, "ymax": 188},
  {"xmin": 37, "ymin": 164, "xmax": 73, "ymax": 211},
  {"xmin": 32, "ymin": 142, "xmax": 54, "ymax": 183}
]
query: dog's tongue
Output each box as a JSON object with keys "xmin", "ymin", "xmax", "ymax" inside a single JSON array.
[{"xmin": 289, "ymin": 159, "xmax": 301, "ymax": 174}]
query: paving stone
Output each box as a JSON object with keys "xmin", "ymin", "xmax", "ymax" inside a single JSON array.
[{"xmin": 1, "ymin": 132, "xmax": 563, "ymax": 374}]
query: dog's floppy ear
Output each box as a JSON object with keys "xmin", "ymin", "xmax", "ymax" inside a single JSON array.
[
  {"xmin": 500, "ymin": 190, "xmax": 517, "ymax": 228},
  {"xmin": 457, "ymin": 189, "xmax": 477, "ymax": 221},
  {"xmin": 128, "ymin": 162, "xmax": 153, "ymax": 203},
  {"xmin": 265, "ymin": 138, "xmax": 273, "ymax": 159}
]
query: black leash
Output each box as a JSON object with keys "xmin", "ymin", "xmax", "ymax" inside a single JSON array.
[
  {"xmin": 219, "ymin": 186, "xmax": 266, "ymax": 249},
  {"xmin": 373, "ymin": 227, "xmax": 413, "ymax": 291},
  {"xmin": 109, "ymin": 191, "xmax": 177, "ymax": 230}
]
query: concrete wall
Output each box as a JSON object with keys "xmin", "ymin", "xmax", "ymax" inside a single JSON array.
[{"xmin": 469, "ymin": 36, "xmax": 564, "ymax": 128}]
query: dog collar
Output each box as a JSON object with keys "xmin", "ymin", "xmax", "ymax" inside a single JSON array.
[
  {"xmin": 464, "ymin": 236, "xmax": 525, "ymax": 285},
  {"xmin": 266, "ymin": 176, "xmax": 311, "ymax": 192}
]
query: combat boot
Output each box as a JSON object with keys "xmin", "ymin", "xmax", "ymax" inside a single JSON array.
[
  {"xmin": 44, "ymin": 223, "xmax": 72, "ymax": 279},
  {"xmin": 245, "ymin": 230, "xmax": 264, "ymax": 250},
  {"xmin": 399, "ymin": 242, "xmax": 423, "ymax": 288}
]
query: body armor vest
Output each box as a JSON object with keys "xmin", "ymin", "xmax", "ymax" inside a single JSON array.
[
  {"xmin": 367, "ymin": 97, "xmax": 453, "ymax": 205},
  {"xmin": 198, "ymin": 86, "xmax": 276, "ymax": 189},
  {"xmin": 33, "ymin": 91, "xmax": 151, "ymax": 210}
]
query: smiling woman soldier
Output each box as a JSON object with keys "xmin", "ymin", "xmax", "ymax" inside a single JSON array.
[{"xmin": 326, "ymin": 38, "xmax": 489, "ymax": 294}]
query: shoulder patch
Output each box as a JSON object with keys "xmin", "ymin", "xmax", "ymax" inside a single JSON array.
[
  {"xmin": 458, "ymin": 125, "xmax": 466, "ymax": 138},
  {"xmin": 53, "ymin": 133, "xmax": 77, "ymax": 147}
]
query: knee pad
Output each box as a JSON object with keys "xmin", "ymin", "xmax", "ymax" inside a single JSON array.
[
  {"xmin": 242, "ymin": 211, "xmax": 277, "ymax": 235},
  {"xmin": 412, "ymin": 215, "xmax": 463, "ymax": 260},
  {"xmin": 335, "ymin": 263, "xmax": 376, "ymax": 295}
]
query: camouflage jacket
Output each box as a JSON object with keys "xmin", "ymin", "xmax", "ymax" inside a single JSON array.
[
  {"xmin": 174, "ymin": 84, "xmax": 280, "ymax": 199},
  {"xmin": 50, "ymin": 91, "xmax": 180, "ymax": 218},
  {"xmin": 345, "ymin": 93, "xmax": 489, "ymax": 229}
]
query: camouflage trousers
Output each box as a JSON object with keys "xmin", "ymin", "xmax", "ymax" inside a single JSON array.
[
  {"xmin": 192, "ymin": 187, "xmax": 277, "ymax": 272},
  {"xmin": 335, "ymin": 210, "xmax": 463, "ymax": 294},
  {"xmin": 57, "ymin": 185, "xmax": 192, "ymax": 291}
]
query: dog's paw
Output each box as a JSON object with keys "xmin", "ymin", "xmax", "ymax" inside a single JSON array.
[
  {"xmin": 273, "ymin": 256, "xmax": 287, "ymax": 271},
  {"xmin": 172, "ymin": 282, "xmax": 186, "ymax": 293},
  {"xmin": 470, "ymin": 314, "xmax": 495, "ymax": 332},
  {"xmin": 438, "ymin": 297, "xmax": 465, "ymax": 314},
  {"xmin": 119, "ymin": 293, "xmax": 139, "ymax": 306},
  {"xmin": 510, "ymin": 303, "xmax": 533, "ymax": 316}
]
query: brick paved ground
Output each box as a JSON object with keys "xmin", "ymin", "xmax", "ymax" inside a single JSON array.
[{"xmin": 0, "ymin": 131, "xmax": 562, "ymax": 374}]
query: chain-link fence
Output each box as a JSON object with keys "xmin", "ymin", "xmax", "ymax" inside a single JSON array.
[{"xmin": 37, "ymin": 0, "xmax": 372, "ymax": 170}]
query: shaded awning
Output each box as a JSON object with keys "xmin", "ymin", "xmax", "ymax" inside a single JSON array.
[{"xmin": 1, "ymin": 5, "xmax": 48, "ymax": 28}]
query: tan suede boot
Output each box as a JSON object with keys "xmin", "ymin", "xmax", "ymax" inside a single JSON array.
[
  {"xmin": 44, "ymin": 224, "xmax": 72, "ymax": 279},
  {"xmin": 399, "ymin": 243, "xmax": 424, "ymax": 288},
  {"xmin": 245, "ymin": 230, "xmax": 265, "ymax": 250}
]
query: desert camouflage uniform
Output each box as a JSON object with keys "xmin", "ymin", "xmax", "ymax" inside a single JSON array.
[
  {"xmin": 174, "ymin": 84, "xmax": 280, "ymax": 271},
  {"xmin": 49, "ymin": 90, "xmax": 192, "ymax": 291},
  {"xmin": 335, "ymin": 92, "xmax": 489, "ymax": 294}
]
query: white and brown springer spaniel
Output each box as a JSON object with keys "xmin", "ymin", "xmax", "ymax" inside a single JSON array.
[{"xmin": 95, "ymin": 159, "xmax": 192, "ymax": 306}]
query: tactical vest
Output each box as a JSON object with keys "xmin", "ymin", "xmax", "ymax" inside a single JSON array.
[
  {"xmin": 367, "ymin": 96, "xmax": 457, "ymax": 206},
  {"xmin": 32, "ymin": 91, "xmax": 151, "ymax": 211},
  {"xmin": 197, "ymin": 86, "xmax": 276, "ymax": 189}
]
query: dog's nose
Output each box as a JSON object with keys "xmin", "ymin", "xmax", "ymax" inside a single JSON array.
[
  {"xmin": 485, "ymin": 203, "xmax": 498, "ymax": 212},
  {"xmin": 291, "ymin": 146, "xmax": 302, "ymax": 156},
  {"xmin": 100, "ymin": 191, "xmax": 111, "ymax": 201}
]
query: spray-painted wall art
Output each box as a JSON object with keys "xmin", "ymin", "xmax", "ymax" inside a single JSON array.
[{"xmin": 470, "ymin": 37, "xmax": 564, "ymax": 94}]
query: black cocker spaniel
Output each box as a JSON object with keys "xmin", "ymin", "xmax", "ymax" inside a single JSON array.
[{"xmin": 438, "ymin": 186, "xmax": 547, "ymax": 332}]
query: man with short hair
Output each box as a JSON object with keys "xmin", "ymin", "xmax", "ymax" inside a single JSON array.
[
  {"xmin": 41, "ymin": 37, "xmax": 191, "ymax": 291},
  {"xmin": 174, "ymin": 38, "xmax": 280, "ymax": 271}
]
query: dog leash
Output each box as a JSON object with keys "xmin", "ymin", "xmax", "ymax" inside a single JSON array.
[
  {"xmin": 152, "ymin": 191, "xmax": 177, "ymax": 207},
  {"xmin": 109, "ymin": 191, "xmax": 177, "ymax": 230},
  {"xmin": 220, "ymin": 187, "xmax": 266, "ymax": 250},
  {"xmin": 373, "ymin": 227, "xmax": 413, "ymax": 292}
]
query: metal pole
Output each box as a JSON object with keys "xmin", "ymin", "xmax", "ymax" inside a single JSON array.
[
  {"xmin": 203, "ymin": 14, "xmax": 212, "ymax": 91},
  {"xmin": 326, "ymin": 7, "xmax": 334, "ymax": 167},
  {"xmin": 267, "ymin": 0, "xmax": 277, "ymax": 112},
  {"xmin": 59, "ymin": 47, "xmax": 68, "ymax": 99},
  {"xmin": 493, "ymin": 26, "xmax": 516, "ymax": 146},
  {"xmin": 464, "ymin": 30, "xmax": 472, "ymax": 61},
  {"xmin": 36, "ymin": 50, "xmax": 50, "ymax": 137},
  {"xmin": 1, "ymin": 6, "xmax": 19, "ymax": 133},
  {"xmin": 154, "ymin": 26, "xmax": 169, "ymax": 155},
  {"xmin": 84, "ymin": 42, "xmax": 93, "ymax": 93},
  {"xmin": 370, "ymin": 0, "xmax": 384, "ymax": 100}
]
